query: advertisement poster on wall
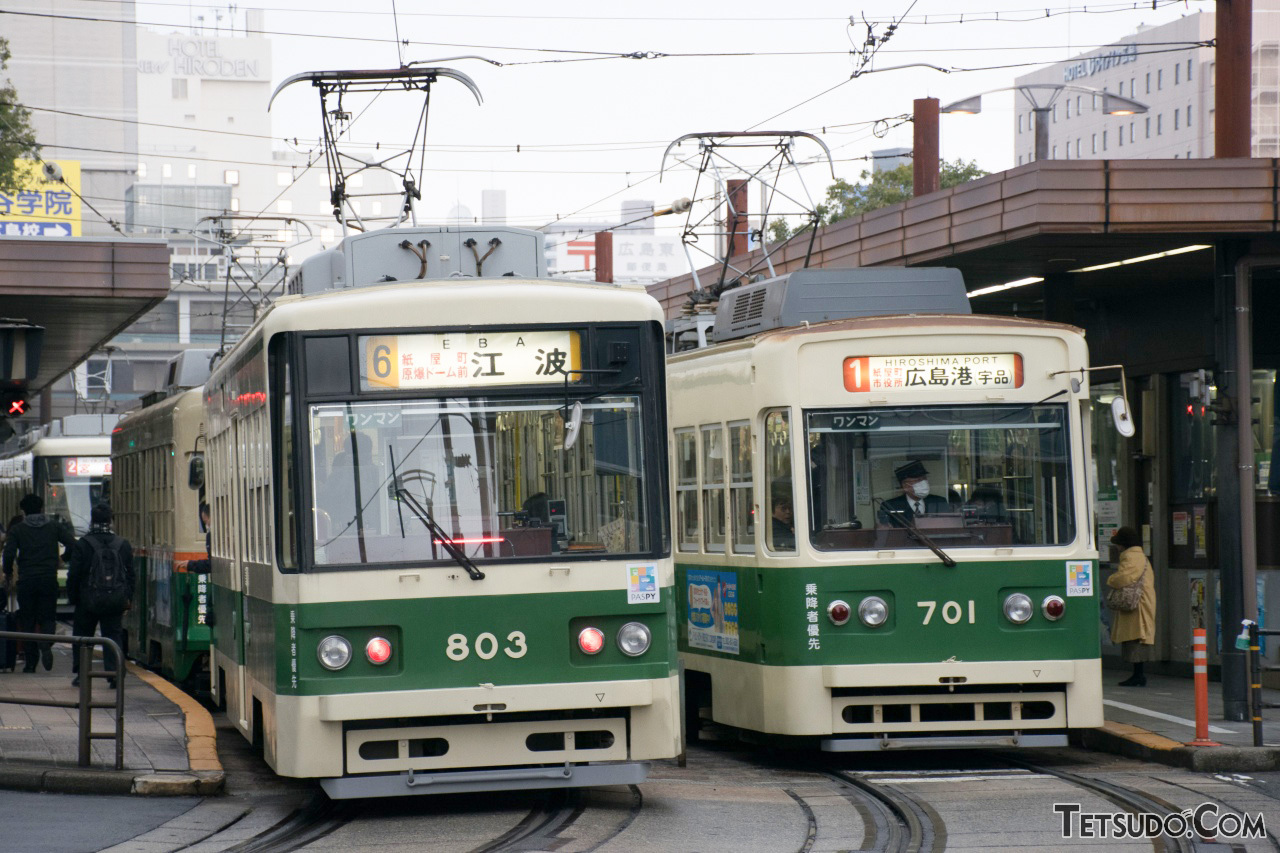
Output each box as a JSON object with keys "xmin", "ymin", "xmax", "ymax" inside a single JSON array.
[
  {"xmin": 1189, "ymin": 572, "xmax": 1206, "ymax": 631},
  {"xmin": 1193, "ymin": 505, "xmax": 1208, "ymax": 558},
  {"xmin": 686, "ymin": 569, "xmax": 739, "ymax": 655}
]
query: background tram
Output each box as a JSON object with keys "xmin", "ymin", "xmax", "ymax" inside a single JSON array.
[
  {"xmin": 0, "ymin": 414, "xmax": 118, "ymax": 609},
  {"xmin": 112, "ymin": 382, "xmax": 211, "ymax": 684},
  {"xmin": 199, "ymin": 225, "xmax": 679, "ymax": 797},
  {"xmin": 670, "ymin": 268, "xmax": 1105, "ymax": 750}
]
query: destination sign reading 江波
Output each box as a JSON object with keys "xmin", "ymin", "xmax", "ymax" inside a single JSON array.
[
  {"xmin": 361, "ymin": 331, "xmax": 581, "ymax": 390},
  {"xmin": 843, "ymin": 353, "xmax": 1023, "ymax": 393}
]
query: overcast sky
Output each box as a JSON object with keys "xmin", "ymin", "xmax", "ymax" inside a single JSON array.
[{"xmin": 135, "ymin": 0, "xmax": 1212, "ymax": 231}]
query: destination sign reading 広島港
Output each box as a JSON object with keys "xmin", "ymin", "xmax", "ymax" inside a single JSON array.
[
  {"xmin": 360, "ymin": 331, "xmax": 582, "ymax": 390},
  {"xmin": 843, "ymin": 354, "xmax": 1023, "ymax": 393}
]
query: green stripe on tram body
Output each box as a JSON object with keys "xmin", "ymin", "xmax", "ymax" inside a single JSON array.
[
  {"xmin": 675, "ymin": 559, "xmax": 1100, "ymax": 667},
  {"xmin": 213, "ymin": 585, "xmax": 675, "ymax": 696}
]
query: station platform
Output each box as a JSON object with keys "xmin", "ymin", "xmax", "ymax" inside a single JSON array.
[
  {"xmin": 1085, "ymin": 665, "xmax": 1280, "ymax": 771},
  {"xmin": 0, "ymin": 638, "xmax": 222, "ymax": 796}
]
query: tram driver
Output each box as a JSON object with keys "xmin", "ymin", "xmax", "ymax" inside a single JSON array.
[{"xmin": 877, "ymin": 460, "xmax": 950, "ymax": 527}]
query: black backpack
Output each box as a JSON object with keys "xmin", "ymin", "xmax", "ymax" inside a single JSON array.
[{"xmin": 84, "ymin": 535, "xmax": 129, "ymax": 612}]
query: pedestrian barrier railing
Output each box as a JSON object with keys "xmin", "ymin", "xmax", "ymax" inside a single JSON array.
[
  {"xmin": 0, "ymin": 631, "xmax": 124, "ymax": 769},
  {"xmin": 1243, "ymin": 620, "xmax": 1280, "ymax": 748}
]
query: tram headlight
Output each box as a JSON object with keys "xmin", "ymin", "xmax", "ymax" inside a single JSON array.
[
  {"xmin": 617, "ymin": 622, "xmax": 651, "ymax": 657},
  {"xmin": 857, "ymin": 597, "xmax": 888, "ymax": 627},
  {"xmin": 365, "ymin": 636, "xmax": 393, "ymax": 665},
  {"xmin": 1042, "ymin": 595, "xmax": 1066, "ymax": 621},
  {"xmin": 1003, "ymin": 593, "xmax": 1034, "ymax": 624},
  {"xmin": 317, "ymin": 635, "xmax": 352, "ymax": 670},
  {"xmin": 578, "ymin": 626, "xmax": 606, "ymax": 655},
  {"xmin": 828, "ymin": 600, "xmax": 851, "ymax": 626}
]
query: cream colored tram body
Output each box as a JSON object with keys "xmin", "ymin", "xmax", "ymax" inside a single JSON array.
[
  {"xmin": 202, "ymin": 226, "xmax": 677, "ymax": 797},
  {"xmin": 669, "ymin": 268, "xmax": 1103, "ymax": 750},
  {"xmin": 1, "ymin": 416, "xmax": 117, "ymax": 608}
]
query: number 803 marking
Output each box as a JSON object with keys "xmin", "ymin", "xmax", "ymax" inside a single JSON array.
[{"xmin": 446, "ymin": 631, "xmax": 528, "ymax": 661}]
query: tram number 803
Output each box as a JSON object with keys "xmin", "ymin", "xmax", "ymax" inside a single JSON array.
[
  {"xmin": 446, "ymin": 631, "xmax": 528, "ymax": 661},
  {"xmin": 917, "ymin": 600, "xmax": 977, "ymax": 625}
]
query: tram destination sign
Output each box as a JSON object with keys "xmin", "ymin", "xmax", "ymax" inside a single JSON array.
[
  {"xmin": 360, "ymin": 331, "xmax": 582, "ymax": 390},
  {"xmin": 64, "ymin": 457, "xmax": 111, "ymax": 477},
  {"xmin": 843, "ymin": 353, "xmax": 1023, "ymax": 393}
]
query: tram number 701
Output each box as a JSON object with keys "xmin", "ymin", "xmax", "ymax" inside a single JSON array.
[{"xmin": 917, "ymin": 600, "xmax": 976, "ymax": 625}]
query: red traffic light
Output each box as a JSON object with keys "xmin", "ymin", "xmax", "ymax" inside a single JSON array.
[{"xmin": 6, "ymin": 398, "xmax": 26, "ymax": 416}]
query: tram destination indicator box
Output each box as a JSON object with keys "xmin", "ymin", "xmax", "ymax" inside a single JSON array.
[
  {"xmin": 843, "ymin": 353, "xmax": 1023, "ymax": 393},
  {"xmin": 360, "ymin": 331, "xmax": 582, "ymax": 390}
]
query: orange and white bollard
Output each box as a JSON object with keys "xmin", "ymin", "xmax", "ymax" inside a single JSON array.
[{"xmin": 1188, "ymin": 628, "xmax": 1221, "ymax": 747}]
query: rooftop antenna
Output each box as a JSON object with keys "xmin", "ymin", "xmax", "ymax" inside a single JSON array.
[
  {"xmin": 659, "ymin": 131, "xmax": 835, "ymax": 297},
  {"xmin": 269, "ymin": 67, "xmax": 483, "ymax": 238}
]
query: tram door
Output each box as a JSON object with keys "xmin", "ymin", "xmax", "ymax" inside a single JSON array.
[{"xmin": 234, "ymin": 418, "xmax": 251, "ymax": 732}]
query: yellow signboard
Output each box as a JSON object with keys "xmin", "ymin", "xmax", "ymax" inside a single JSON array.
[{"xmin": 0, "ymin": 159, "xmax": 82, "ymax": 237}]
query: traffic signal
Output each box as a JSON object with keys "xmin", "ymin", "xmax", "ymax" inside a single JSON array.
[{"xmin": 0, "ymin": 382, "xmax": 28, "ymax": 419}]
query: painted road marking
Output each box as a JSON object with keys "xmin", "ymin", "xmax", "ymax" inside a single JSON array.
[{"xmin": 1104, "ymin": 698, "xmax": 1237, "ymax": 734}]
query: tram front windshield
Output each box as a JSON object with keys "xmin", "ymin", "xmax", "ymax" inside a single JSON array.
[
  {"xmin": 309, "ymin": 396, "xmax": 650, "ymax": 566},
  {"xmin": 805, "ymin": 404, "xmax": 1074, "ymax": 550},
  {"xmin": 35, "ymin": 457, "xmax": 111, "ymax": 536}
]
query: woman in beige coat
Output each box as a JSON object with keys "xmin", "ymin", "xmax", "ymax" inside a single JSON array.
[{"xmin": 1106, "ymin": 526, "xmax": 1156, "ymax": 686}]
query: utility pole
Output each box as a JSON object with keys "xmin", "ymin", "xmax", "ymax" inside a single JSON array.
[
  {"xmin": 594, "ymin": 231, "xmax": 613, "ymax": 284},
  {"xmin": 1216, "ymin": 0, "xmax": 1252, "ymax": 157},
  {"xmin": 913, "ymin": 97, "xmax": 940, "ymax": 196}
]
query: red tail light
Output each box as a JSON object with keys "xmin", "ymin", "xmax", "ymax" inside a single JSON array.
[
  {"xmin": 578, "ymin": 627, "xmax": 605, "ymax": 655},
  {"xmin": 366, "ymin": 636, "xmax": 392, "ymax": 665}
]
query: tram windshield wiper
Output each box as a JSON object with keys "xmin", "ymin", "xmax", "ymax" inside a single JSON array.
[
  {"xmin": 391, "ymin": 471, "xmax": 485, "ymax": 581},
  {"xmin": 875, "ymin": 498, "xmax": 957, "ymax": 568}
]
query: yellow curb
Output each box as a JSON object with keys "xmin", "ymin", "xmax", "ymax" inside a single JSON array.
[
  {"xmin": 1100, "ymin": 720, "xmax": 1184, "ymax": 751},
  {"xmin": 126, "ymin": 662, "xmax": 223, "ymax": 774}
]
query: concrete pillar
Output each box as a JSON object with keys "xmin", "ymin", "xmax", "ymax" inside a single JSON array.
[
  {"xmin": 1215, "ymin": 239, "xmax": 1247, "ymax": 720},
  {"xmin": 595, "ymin": 231, "xmax": 613, "ymax": 284},
  {"xmin": 1215, "ymin": 0, "xmax": 1253, "ymax": 158},
  {"xmin": 1041, "ymin": 273, "xmax": 1076, "ymax": 326},
  {"xmin": 913, "ymin": 98, "xmax": 940, "ymax": 196},
  {"xmin": 178, "ymin": 294, "xmax": 191, "ymax": 344}
]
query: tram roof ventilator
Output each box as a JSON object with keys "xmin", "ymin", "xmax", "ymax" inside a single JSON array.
[
  {"xmin": 705, "ymin": 267, "xmax": 970, "ymax": 344},
  {"xmin": 288, "ymin": 226, "xmax": 548, "ymax": 295}
]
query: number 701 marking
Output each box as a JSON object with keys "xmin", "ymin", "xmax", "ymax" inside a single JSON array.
[{"xmin": 917, "ymin": 600, "xmax": 976, "ymax": 625}]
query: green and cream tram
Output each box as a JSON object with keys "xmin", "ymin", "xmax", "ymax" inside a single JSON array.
[
  {"xmin": 670, "ymin": 268, "xmax": 1104, "ymax": 749},
  {"xmin": 113, "ymin": 386, "xmax": 211, "ymax": 684},
  {"xmin": 1, "ymin": 415, "xmax": 117, "ymax": 609},
  {"xmin": 201, "ymin": 226, "xmax": 678, "ymax": 797}
]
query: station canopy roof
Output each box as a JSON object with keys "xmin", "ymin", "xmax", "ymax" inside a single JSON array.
[{"xmin": 0, "ymin": 237, "xmax": 170, "ymax": 391}]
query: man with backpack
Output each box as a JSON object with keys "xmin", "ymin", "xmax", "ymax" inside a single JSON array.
[
  {"xmin": 3, "ymin": 494, "xmax": 76, "ymax": 672},
  {"xmin": 67, "ymin": 504, "xmax": 134, "ymax": 688}
]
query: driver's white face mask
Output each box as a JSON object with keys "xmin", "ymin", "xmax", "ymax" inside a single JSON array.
[{"xmin": 911, "ymin": 479, "xmax": 931, "ymax": 498}]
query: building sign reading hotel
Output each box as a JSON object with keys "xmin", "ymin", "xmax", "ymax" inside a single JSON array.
[
  {"xmin": 1063, "ymin": 42, "xmax": 1138, "ymax": 83},
  {"xmin": 843, "ymin": 354, "xmax": 1024, "ymax": 393},
  {"xmin": 137, "ymin": 38, "xmax": 265, "ymax": 79}
]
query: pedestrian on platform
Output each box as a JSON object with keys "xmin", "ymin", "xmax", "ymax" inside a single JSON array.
[
  {"xmin": 67, "ymin": 504, "xmax": 134, "ymax": 688},
  {"xmin": 2, "ymin": 494, "xmax": 75, "ymax": 672},
  {"xmin": 1107, "ymin": 526, "xmax": 1156, "ymax": 686}
]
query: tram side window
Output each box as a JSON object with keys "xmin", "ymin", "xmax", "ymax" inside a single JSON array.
[
  {"xmin": 729, "ymin": 421, "xmax": 753, "ymax": 554},
  {"xmin": 764, "ymin": 410, "xmax": 795, "ymax": 553},
  {"xmin": 676, "ymin": 430, "xmax": 699, "ymax": 552},
  {"xmin": 701, "ymin": 425, "xmax": 726, "ymax": 553},
  {"xmin": 273, "ymin": 341, "xmax": 297, "ymax": 571}
]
